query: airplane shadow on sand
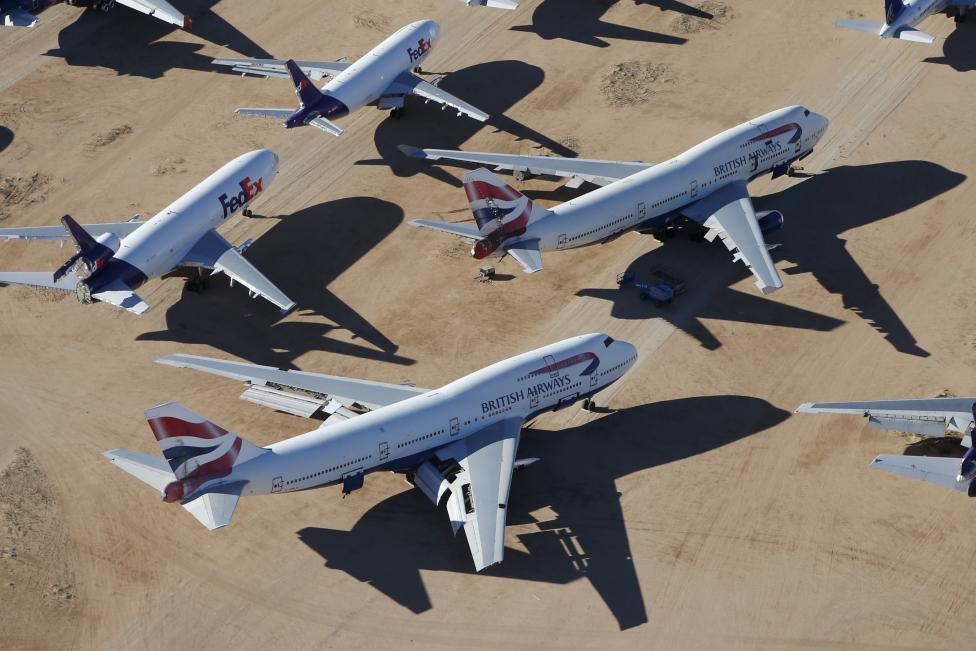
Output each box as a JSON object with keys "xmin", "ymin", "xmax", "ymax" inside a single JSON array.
[
  {"xmin": 636, "ymin": 0, "xmax": 714, "ymax": 19},
  {"xmin": 362, "ymin": 60, "xmax": 576, "ymax": 187},
  {"xmin": 577, "ymin": 160, "xmax": 965, "ymax": 356},
  {"xmin": 137, "ymin": 197, "xmax": 413, "ymax": 369},
  {"xmin": 297, "ymin": 395, "xmax": 790, "ymax": 631},
  {"xmin": 0, "ymin": 126, "xmax": 12, "ymax": 154},
  {"xmin": 44, "ymin": 1, "xmax": 270, "ymax": 79},
  {"xmin": 924, "ymin": 20, "xmax": 976, "ymax": 71},
  {"xmin": 510, "ymin": 0, "xmax": 689, "ymax": 48}
]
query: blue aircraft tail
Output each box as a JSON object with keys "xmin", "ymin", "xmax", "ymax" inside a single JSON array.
[
  {"xmin": 53, "ymin": 214, "xmax": 115, "ymax": 282},
  {"xmin": 285, "ymin": 60, "xmax": 323, "ymax": 108},
  {"xmin": 884, "ymin": 0, "xmax": 905, "ymax": 24}
]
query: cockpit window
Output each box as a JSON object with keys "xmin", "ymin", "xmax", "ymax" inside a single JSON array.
[
  {"xmin": 803, "ymin": 109, "xmax": 810, "ymax": 117},
  {"xmin": 603, "ymin": 336, "xmax": 615, "ymax": 348}
]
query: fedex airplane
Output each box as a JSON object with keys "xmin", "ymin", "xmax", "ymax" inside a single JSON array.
[
  {"xmin": 403, "ymin": 105, "xmax": 829, "ymax": 294},
  {"xmin": 835, "ymin": 0, "xmax": 974, "ymax": 43},
  {"xmin": 798, "ymin": 399, "xmax": 976, "ymax": 494},
  {"xmin": 212, "ymin": 19, "xmax": 489, "ymax": 138},
  {"xmin": 0, "ymin": 150, "xmax": 295, "ymax": 315},
  {"xmin": 2, "ymin": 0, "xmax": 189, "ymax": 29},
  {"xmin": 103, "ymin": 333, "xmax": 638, "ymax": 571}
]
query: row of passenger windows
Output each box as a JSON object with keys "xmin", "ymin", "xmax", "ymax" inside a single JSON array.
[
  {"xmin": 600, "ymin": 355, "xmax": 637, "ymax": 377},
  {"xmin": 286, "ymin": 455, "xmax": 370, "ymax": 485},
  {"xmin": 398, "ymin": 429, "xmax": 445, "ymax": 449},
  {"xmin": 652, "ymin": 190, "xmax": 688, "ymax": 209},
  {"xmin": 569, "ymin": 214, "xmax": 632, "ymax": 242}
]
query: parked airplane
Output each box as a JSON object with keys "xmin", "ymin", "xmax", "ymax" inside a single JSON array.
[
  {"xmin": 797, "ymin": 399, "xmax": 976, "ymax": 494},
  {"xmin": 834, "ymin": 0, "xmax": 974, "ymax": 43},
  {"xmin": 0, "ymin": 150, "xmax": 294, "ymax": 315},
  {"xmin": 403, "ymin": 105, "xmax": 829, "ymax": 294},
  {"xmin": 212, "ymin": 19, "xmax": 489, "ymax": 138},
  {"xmin": 104, "ymin": 333, "xmax": 638, "ymax": 571},
  {"xmin": 2, "ymin": 0, "xmax": 189, "ymax": 29}
]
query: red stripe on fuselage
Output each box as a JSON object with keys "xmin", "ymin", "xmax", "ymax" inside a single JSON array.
[{"xmin": 749, "ymin": 123, "xmax": 798, "ymax": 142}]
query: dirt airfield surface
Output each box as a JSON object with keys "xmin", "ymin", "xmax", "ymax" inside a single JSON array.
[{"xmin": 2, "ymin": 0, "xmax": 976, "ymax": 647}]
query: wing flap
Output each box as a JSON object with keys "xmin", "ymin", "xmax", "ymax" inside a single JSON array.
[
  {"xmin": 871, "ymin": 455, "xmax": 968, "ymax": 492},
  {"xmin": 399, "ymin": 144, "xmax": 650, "ymax": 186},
  {"xmin": 387, "ymin": 73, "xmax": 489, "ymax": 122},
  {"xmin": 213, "ymin": 58, "xmax": 350, "ymax": 81},
  {"xmin": 684, "ymin": 182, "xmax": 782, "ymax": 294},
  {"xmin": 157, "ymin": 353, "xmax": 429, "ymax": 412}
]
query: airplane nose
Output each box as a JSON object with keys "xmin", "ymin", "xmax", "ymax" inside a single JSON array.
[{"xmin": 620, "ymin": 340, "xmax": 638, "ymax": 367}]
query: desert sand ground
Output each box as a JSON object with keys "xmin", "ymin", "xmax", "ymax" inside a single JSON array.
[{"xmin": 2, "ymin": 0, "xmax": 976, "ymax": 648}]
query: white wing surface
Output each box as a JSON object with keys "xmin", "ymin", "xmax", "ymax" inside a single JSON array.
[
  {"xmin": 0, "ymin": 271, "xmax": 80, "ymax": 291},
  {"xmin": 408, "ymin": 219, "xmax": 481, "ymax": 242},
  {"xmin": 157, "ymin": 353, "xmax": 430, "ymax": 419},
  {"xmin": 213, "ymin": 58, "xmax": 351, "ymax": 81},
  {"xmin": 181, "ymin": 230, "xmax": 295, "ymax": 313},
  {"xmin": 234, "ymin": 108, "xmax": 296, "ymax": 120},
  {"xmin": 91, "ymin": 278, "xmax": 150, "ymax": 315},
  {"xmin": 683, "ymin": 181, "xmax": 782, "ymax": 294},
  {"xmin": 0, "ymin": 220, "xmax": 144, "ymax": 241},
  {"xmin": 504, "ymin": 239, "xmax": 543, "ymax": 274},
  {"xmin": 399, "ymin": 145, "xmax": 651, "ymax": 188},
  {"xmin": 386, "ymin": 73, "xmax": 489, "ymax": 122},
  {"xmin": 870, "ymin": 455, "xmax": 969, "ymax": 492},
  {"xmin": 181, "ymin": 482, "xmax": 246, "ymax": 530},
  {"xmin": 797, "ymin": 398, "xmax": 976, "ymax": 440},
  {"xmin": 116, "ymin": 0, "xmax": 189, "ymax": 28},
  {"xmin": 103, "ymin": 449, "xmax": 175, "ymax": 493},
  {"xmin": 436, "ymin": 418, "xmax": 522, "ymax": 571}
]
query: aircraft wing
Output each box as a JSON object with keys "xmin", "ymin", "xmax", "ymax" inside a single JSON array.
[
  {"xmin": 0, "ymin": 220, "xmax": 144, "ymax": 241},
  {"xmin": 504, "ymin": 238, "xmax": 543, "ymax": 274},
  {"xmin": 682, "ymin": 181, "xmax": 783, "ymax": 294},
  {"xmin": 797, "ymin": 398, "xmax": 976, "ymax": 440},
  {"xmin": 91, "ymin": 278, "xmax": 150, "ymax": 315},
  {"xmin": 399, "ymin": 144, "xmax": 651, "ymax": 188},
  {"xmin": 234, "ymin": 108, "xmax": 296, "ymax": 120},
  {"xmin": 870, "ymin": 455, "xmax": 969, "ymax": 492},
  {"xmin": 157, "ymin": 353, "xmax": 430, "ymax": 420},
  {"xmin": 386, "ymin": 73, "xmax": 489, "ymax": 123},
  {"xmin": 213, "ymin": 58, "xmax": 351, "ymax": 82},
  {"xmin": 436, "ymin": 418, "xmax": 522, "ymax": 571},
  {"xmin": 181, "ymin": 230, "xmax": 296, "ymax": 314},
  {"xmin": 116, "ymin": 0, "xmax": 190, "ymax": 28},
  {"xmin": 0, "ymin": 271, "xmax": 80, "ymax": 291},
  {"xmin": 2, "ymin": 8, "xmax": 39, "ymax": 27},
  {"xmin": 408, "ymin": 219, "xmax": 481, "ymax": 242}
]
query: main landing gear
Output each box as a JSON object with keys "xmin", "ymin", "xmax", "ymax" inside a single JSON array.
[
  {"xmin": 186, "ymin": 268, "xmax": 209, "ymax": 293},
  {"xmin": 390, "ymin": 107, "xmax": 405, "ymax": 119},
  {"xmin": 582, "ymin": 398, "xmax": 595, "ymax": 411}
]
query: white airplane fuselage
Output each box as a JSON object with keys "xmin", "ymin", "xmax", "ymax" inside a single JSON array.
[
  {"xmin": 882, "ymin": 0, "xmax": 948, "ymax": 37},
  {"xmin": 529, "ymin": 106, "xmax": 829, "ymax": 254},
  {"xmin": 320, "ymin": 19, "xmax": 440, "ymax": 115},
  {"xmin": 84, "ymin": 149, "xmax": 278, "ymax": 295},
  {"xmin": 183, "ymin": 334, "xmax": 637, "ymax": 501}
]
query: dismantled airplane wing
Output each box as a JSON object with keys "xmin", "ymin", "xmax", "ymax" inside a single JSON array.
[
  {"xmin": 399, "ymin": 145, "xmax": 652, "ymax": 188},
  {"xmin": 870, "ymin": 455, "xmax": 972, "ymax": 493},
  {"xmin": 157, "ymin": 353, "xmax": 430, "ymax": 419},
  {"xmin": 115, "ymin": 0, "xmax": 190, "ymax": 29},
  {"xmin": 682, "ymin": 181, "xmax": 783, "ymax": 294},
  {"xmin": 796, "ymin": 398, "xmax": 976, "ymax": 439}
]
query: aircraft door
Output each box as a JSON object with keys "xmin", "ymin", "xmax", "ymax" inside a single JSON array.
[
  {"xmin": 557, "ymin": 234, "xmax": 567, "ymax": 250},
  {"xmin": 450, "ymin": 417, "xmax": 460, "ymax": 437},
  {"xmin": 689, "ymin": 180, "xmax": 698, "ymax": 198},
  {"xmin": 271, "ymin": 476, "xmax": 283, "ymax": 493},
  {"xmin": 378, "ymin": 441, "xmax": 389, "ymax": 461},
  {"xmin": 544, "ymin": 354, "xmax": 558, "ymax": 378},
  {"xmin": 638, "ymin": 202, "xmax": 646, "ymax": 221}
]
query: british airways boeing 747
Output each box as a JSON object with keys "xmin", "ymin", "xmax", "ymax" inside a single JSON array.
[{"xmin": 104, "ymin": 333, "xmax": 638, "ymax": 571}]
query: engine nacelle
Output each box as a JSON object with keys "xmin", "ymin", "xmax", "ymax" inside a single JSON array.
[
  {"xmin": 756, "ymin": 210, "xmax": 784, "ymax": 235},
  {"xmin": 95, "ymin": 231, "xmax": 121, "ymax": 253},
  {"xmin": 471, "ymin": 236, "xmax": 501, "ymax": 260}
]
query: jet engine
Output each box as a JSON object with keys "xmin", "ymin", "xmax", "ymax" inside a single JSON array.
[{"xmin": 756, "ymin": 210, "xmax": 784, "ymax": 235}]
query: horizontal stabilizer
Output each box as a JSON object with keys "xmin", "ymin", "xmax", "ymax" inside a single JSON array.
[
  {"xmin": 505, "ymin": 239, "xmax": 543, "ymax": 274},
  {"xmin": 91, "ymin": 279, "xmax": 150, "ymax": 315},
  {"xmin": 0, "ymin": 271, "xmax": 79, "ymax": 292},
  {"xmin": 103, "ymin": 449, "xmax": 175, "ymax": 493},
  {"xmin": 896, "ymin": 28, "xmax": 935, "ymax": 44},
  {"xmin": 834, "ymin": 18, "xmax": 885, "ymax": 35},
  {"xmin": 308, "ymin": 116, "xmax": 343, "ymax": 136},
  {"xmin": 871, "ymin": 455, "xmax": 970, "ymax": 492},
  {"xmin": 408, "ymin": 219, "xmax": 481, "ymax": 241},
  {"xmin": 181, "ymin": 482, "xmax": 246, "ymax": 530}
]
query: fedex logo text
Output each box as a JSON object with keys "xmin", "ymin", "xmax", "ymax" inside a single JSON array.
[
  {"xmin": 407, "ymin": 37, "xmax": 432, "ymax": 62},
  {"xmin": 219, "ymin": 177, "xmax": 263, "ymax": 219}
]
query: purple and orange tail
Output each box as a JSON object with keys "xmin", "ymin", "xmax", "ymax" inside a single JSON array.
[
  {"xmin": 146, "ymin": 402, "xmax": 261, "ymax": 502},
  {"xmin": 285, "ymin": 60, "xmax": 323, "ymax": 108}
]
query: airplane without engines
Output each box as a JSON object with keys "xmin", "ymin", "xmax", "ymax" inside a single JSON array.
[
  {"xmin": 212, "ymin": 19, "xmax": 489, "ymax": 138},
  {"xmin": 0, "ymin": 149, "xmax": 295, "ymax": 315},
  {"xmin": 835, "ymin": 0, "xmax": 974, "ymax": 43},
  {"xmin": 103, "ymin": 333, "xmax": 638, "ymax": 571},
  {"xmin": 797, "ymin": 398, "xmax": 976, "ymax": 494},
  {"xmin": 2, "ymin": 0, "xmax": 189, "ymax": 29},
  {"xmin": 403, "ymin": 105, "xmax": 829, "ymax": 294}
]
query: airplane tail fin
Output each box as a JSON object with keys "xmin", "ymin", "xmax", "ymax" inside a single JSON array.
[
  {"xmin": 885, "ymin": 0, "xmax": 905, "ymax": 25},
  {"xmin": 53, "ymin": 214, "xmax": 116, "ymax": 282},
  {"xmin": 285, "ymin": 60, "xmax": 323, "ymax": 107},
  {"xmin": 463, "ymin": 167, "xmax": 550, "ymax": 237},
  {"xmin": 144, "ymin": 402, "xmax": 264, "ymax": 506}
]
